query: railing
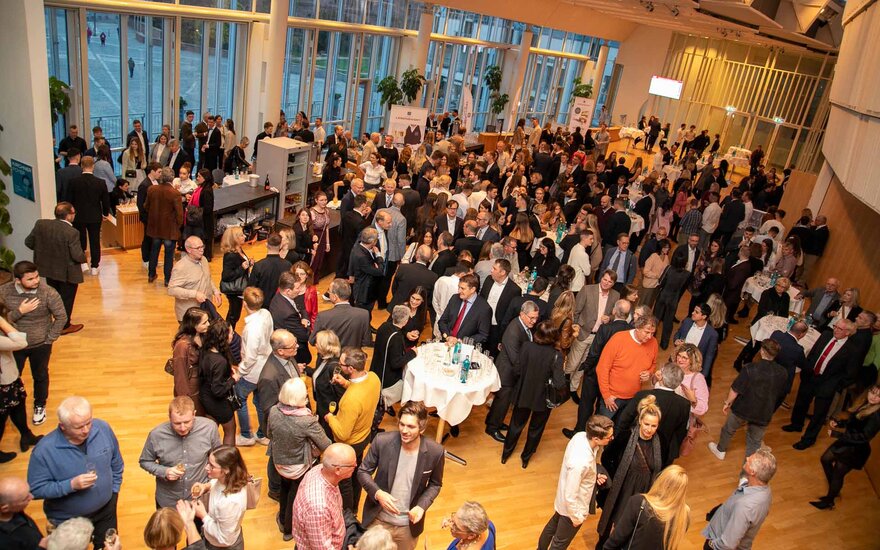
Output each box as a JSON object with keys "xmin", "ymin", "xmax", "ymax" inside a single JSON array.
[{"xmin": 90, "ymin": 111, "xmax": 165, "ymax": 147}]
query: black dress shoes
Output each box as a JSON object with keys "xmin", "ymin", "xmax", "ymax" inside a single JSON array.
[
  {"xmin": 521, "ymin": 457, "xmax": 530, "ymax": 469},
  {"xmin": 485, "ymin": 429, "xmax": 506, "ymax": 443},
  {"xmin": 501, "ymin": 452, "xmax": 511, "ymax": 464},
  {"xmin": 792, "ymin": 439, "xmax": 814, "ymax": 450},
  {"xmin": 809, "ymin": 498, "xmax": 835, "ymax": 510},
  {"xmin": 19, "ymin": 433, "xmax": 43, "ymax": 452},
  {"xmin": 500, "ymin": 423, "xmax": 509, "ymax": 431},
  {"xmin": 781, "ymin": 424, "xmax": 803, "ymax": 433},
  {"xmin": 562, "ymin": 428, "xmax": 577, "ymax": 439}
]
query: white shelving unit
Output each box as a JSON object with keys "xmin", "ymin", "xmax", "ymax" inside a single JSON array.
[{"xmin": 255, "ymin": 136, "xmax": 312, "ymax": 220}]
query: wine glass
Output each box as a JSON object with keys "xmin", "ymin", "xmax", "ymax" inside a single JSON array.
[{"xmin": 329, "ymin": 401, "xmax": 338, "ymax": 414}]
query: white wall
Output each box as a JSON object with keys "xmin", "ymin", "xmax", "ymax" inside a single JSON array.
[
  {"xmin": 0, "ymin": 0, "xmax": 57, "ymax": 264},
  {"xmin": 612, "ymin": 27, "xmax": 673, "ymax": 127}
]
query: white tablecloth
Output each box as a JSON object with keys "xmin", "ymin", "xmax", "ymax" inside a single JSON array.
[
  {"xmin": 619, "ymin": 127, "xmax": 645, "ymax": 141},
  {"xmin": 402, "ymin": 344, "xmax": 501, "ymax": 426},
  {"xmin": 723, "ymin": 154, "xmax": 750, "ymax": 169},
  {"xmin": 742, "ymin": 275, "xmax": 804, "ymax": 314},
  {"xmin": 662, "ymin": 165, "xmax": 682, "ymax": 182},
  {"xmin": 727, "ymin": 146, "xmax": 751, "ymax": 159},
  {"xmin": 750, "ymin": 315, "xmax": 821, "ymax": 355}
]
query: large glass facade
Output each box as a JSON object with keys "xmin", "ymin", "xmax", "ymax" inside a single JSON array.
[{"xmin": 45, "ymin": 7, "xmax": 72, "ymax": 142}]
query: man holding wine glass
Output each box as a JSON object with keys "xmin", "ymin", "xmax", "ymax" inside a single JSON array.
[{"xmin": 138, "ymin": 396, "xmax": 221, "ymax": 509}]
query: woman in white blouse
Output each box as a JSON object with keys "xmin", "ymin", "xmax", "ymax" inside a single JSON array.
[
  {"xmin": 223, "ymin": 120, "xmax": 238, "ymax": 159},
  {"xmin": 174, "ymin": 164, "xmax": 197, "ymax": 196},
  {"xmin": 359, "ymin": 151, "xmax": 387, "ymax": 188},
  {"xmin": 192, "ymin": 445, "xmax": 248, "ymax": 549}
]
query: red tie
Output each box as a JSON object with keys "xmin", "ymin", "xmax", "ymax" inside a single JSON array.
[
  {"xmin": 813, "ymin": 339, "xmax": 837, "ymax": 375},
  {"xmin": 451, "ymin": 300, "xmax": 468, "ymax": 337}
]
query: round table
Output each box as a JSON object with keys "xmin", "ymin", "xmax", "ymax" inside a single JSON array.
[
  {"xmin": 742, "ymin": 275, "xmax": 804, "ymax": 314},
  {"xmin": 402, "ymin": 343, "xmax": 501, "ymax": 442},
  {"xmin": 619, "ymin": 127, "xmax": 645, "ymax": 141},
  {"xmin": 662, "ymin": 165, "xmax": 682, "ymax": 182},
  {"xmin": 750, "ymin": 315, "xmax": 821, "ymax": 355}
]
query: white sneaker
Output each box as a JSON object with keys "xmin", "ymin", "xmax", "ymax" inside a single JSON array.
[
  {"xmin": 235, "ymin": 435, "xmax": 256, "ymax": 447},
  {"xmin": 81, "ymin": 263, "xmax": 89, "ymax": 272},
  {"xmin": 90, "ymin": 267, "xmax": 99, "ymax": 276},
  {"xmin": 708, "ymin": 442, "xmax": 726, "ymax": 460},
  {"xmin": 256, "ymin": 436, "xmax": 271, "ymax": 446},
  {"xmin": 33, "ymin": 406, "xmax": 46, "ymax": 425}
]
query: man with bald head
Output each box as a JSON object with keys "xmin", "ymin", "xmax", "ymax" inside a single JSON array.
[
  {"xmin": 785, "ymin": 319, "xmax": 859, "ymax": 450},
  {"xmin": 799, "ymin": 277, "xmax": 840, "ymax": 327},
  {"xmin": 0, "ymin": 476, "xmax": 44, "ymax": 548},
  {"xmin": 292, "ymin": 443, "xmax": 356, "ymax": 550},
  {"xmin": 167, "ymin": 236, "xmax": 222, "ymax": 322},
  {"xmin": 454, "ymin": 220, "xmax": 483, "ymax": 260}
]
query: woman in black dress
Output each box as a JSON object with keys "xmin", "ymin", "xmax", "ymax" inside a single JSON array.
[
  {"xmin": 292, "ymin": 207, "xmax": 316, "ymax": 265},
  {"xmin": 306, "ymin": 329, "xmax": 345, "ymax": 439},
  {"xmin": 321, "ymin": 153, "xmax": 344, "ymax": 198},
  {"xmin": 653, "ymin": 253, "xmax": 691, "ymax": 349},
  {"xmin": 596, "ymin": 395, "xmax": 663, "ymax": 549},
  {"xmin": 530, "ymin": 238, "xmax": 561, "ymax": 281},
  {"xmin": 186, "ymin": 169, "xmax": 216, "ymax": 261},
  {"xmin": 219, "ymin": 226, "xmax": 252, "ymax": 330},
  {"xmin": 603, "ymin": 464, "xmax": 690, "ymax": 550},
  {"xmin": 547, "ymin": 264, "xmax": 575, "ymax": 309},
  {"xmin": 501, "ymin": 321, "xmax": 566, "ymax": 469},
  {"xmin": 402, "ymin": 286, "xmax": 429, "ymax": 348},
  {"xmin": 199, "ymin": 319, "xmax": 240, "ymax": 446},
  {"xmin": 811, "ymin": 384, "xmax": 880, "ymax": 510}
]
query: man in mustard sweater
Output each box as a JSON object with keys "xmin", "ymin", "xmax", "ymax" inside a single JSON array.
[
  {"xmin": 596, "ymin": 315, "xmax": 659, "ymax": 422},
  {"xmin": 325, "ymin": 346, "xmax": 381, "ymax": 515}
]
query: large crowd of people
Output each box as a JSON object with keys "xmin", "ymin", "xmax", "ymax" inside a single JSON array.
[{"xmin": 1, "ymin": 108, "xmax": 877, "ymax": 550}]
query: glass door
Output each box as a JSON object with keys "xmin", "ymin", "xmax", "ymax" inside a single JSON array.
[
  {"xmin": 721, "ymin": 111, "xmax": 750, "ymax": 154},
  {"xmin": 353, "ymin": 78, "xmax": 370, "ymax": 137},
  {"xmin": 749, "ymin": 119, "xmax": 775, "ymax": 158},
  {"xmin": 767, "ymin": 125, "xmax": 799, "ymax": 170}
]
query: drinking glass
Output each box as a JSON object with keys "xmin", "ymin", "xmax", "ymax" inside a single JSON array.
[
  {"xmin": 329, "ymin": 401, "xmax": 337, "ymax": 414},
  {"xmin": 85, "ymin": 462, "xmax": 96, "ymax": 475},
  {"xmin": 105, "ymin": 528, "xmax": 118, "ymax": 546}
]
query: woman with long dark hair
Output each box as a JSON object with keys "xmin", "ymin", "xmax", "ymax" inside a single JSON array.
[
  {"xmin": 321, "ymin": 153, "xmax": 344, "ymax": 198},
  {"xmin": 199, "ymin": 319, "xmax": 240, "ymax": 446},
  {"xmin": 501, "ymin": 321, "xmax": 566, "ymax": 469},
  {"xmin": 548, "ymin": 264, "xmax": 575, "ymax": 308},
  {"xmin": 530, "ymin": 238, "xmax": 561, "ymax": 280},
  {"xmin": 187, "ymin": 168, "xmax": 216, "ymax": 260},
  {"xmin": 192, "ymin": 445, "xmax": 249, "ymax": 549},
  {"xmin": 811, "ymin": 384, "xmax": 880, "ymax": 510},
  {"xmin": 402, "ymin": 222, "xmax": 436, "ymax": 264},
  {"xmin": 173, "ymin": 307, "xmax": 211, "ymax": 416},
  {"xmin": 510, "ymin": 212, "xmax": 536, "ymax": 273},
  {"xmin": 597, "ymin": 396, "xmax": 663, "ymax": 548},
  {"xmin": 292, "ymin": 207, "xmax": 316, "ymax": 265},
  {"xmin": 402, "ymin": 286, "xmax": 429, "ymax": 347},
  {"xmin": 308, "ymin": 191, "xmax": 331, "ymax": 281}
]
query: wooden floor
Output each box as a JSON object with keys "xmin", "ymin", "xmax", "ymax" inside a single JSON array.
[{"xmin": 2, "ymin": 143, "xmax": 878, "ymax": 549}]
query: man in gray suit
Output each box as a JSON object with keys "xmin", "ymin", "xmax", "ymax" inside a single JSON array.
[
  {"xmin": 568, "ymin": 270, "xmax": 620, "ymax": 394},
  {"xmin": 358, "ymin": 400, "xmax": 444, "ymax": 550},
  {"xmin": 25, "ymin": 202, "xmax": 87, "ymax": 334},
  {"xmin": 376, "ymin": 193, "xmax": 407, "ymax": 310},
  {"xmin": 309, "ymin": 279, "xmax": 372, "ymax": 348},
  {"xmin": 797, "ymin": 277, "xmax": 840, "ymax": 326}
]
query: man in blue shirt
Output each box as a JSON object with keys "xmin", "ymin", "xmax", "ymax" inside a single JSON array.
[{"xmin": 27, "ymin": 396, "xmax": 124, "ymax": 546}]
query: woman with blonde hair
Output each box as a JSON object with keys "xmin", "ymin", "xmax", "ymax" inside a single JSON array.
[
  {"xmin": 705, "ymin": 293, "xmax": 728, "ymax": 342},
  {"xmin": 306, "ymin": 329, "xmax": 345, "ymax": 437},
  {"xmin": 670, "ymin": 343, "xmax": 709, "ymax": 417},
  {"xmin": 219, "ymin": 226, "xmax": 252, "ymax": 329},
  {"xmin": 121, "ymin": 136, "xmax": 146, "ymax": 176},
  {"xmin": 410, "ymin": 144, "xmax": 427, "ymax": 175},
  {"xmin": 597, "ymin": 396, "xmax": 663, "ymax": 548},
  {"xmin": 604, "ymin": 465, "xmax": 690, "ymax": 550},
  {"xmin": 549, "ymin": 291, "xmax": 580, "ymax": 362}
]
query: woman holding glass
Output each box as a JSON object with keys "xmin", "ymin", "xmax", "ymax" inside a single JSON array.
[
  {"xmin": 199, "ymin": 319, "xmax": 240, "ymax": 446},
  {"xmin": 305, "ymin": 330, "xmax": 345, "ymax": 438},
  {"xmin": 192, "ymin": 445, "xmax": 248, "ymax": 549},
  {"xmin": 172, "ymin": 307, "xmax": 211, "ymax": 417}
]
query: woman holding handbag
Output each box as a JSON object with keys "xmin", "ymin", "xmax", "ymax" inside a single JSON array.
[
  {"xmin": 192, "ymin": 445, "xmax": 249, "ymax": 550},
  {"xmin": 187, "ymin": 169, "xmax": 216, "ymax": 261},
  {"xmin": 669, "ymin": 344, "xmax": 709, "ymax": 457},
  {"xmin": 172, "ymin": 307, "xmax": 211, "ymax": 416},
  {"xmin": 220, "ymin": 227, "xmax": 252, "ymax": 330},
  {"xmin": 266, "ymin": 378, "xmax": 332, "ymax": 541},
  {"xmin": 199, "ymin": 319, "xmax": 240, "ymax": 446},
  {"xmin": 501, "ymin": 321, "xmax": 566, "ymax": 469}
]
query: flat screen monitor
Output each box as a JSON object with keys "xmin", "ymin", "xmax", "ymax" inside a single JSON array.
[{"xmin": 649, "ymin": 76, "xmax": 683, "ymax": 100}]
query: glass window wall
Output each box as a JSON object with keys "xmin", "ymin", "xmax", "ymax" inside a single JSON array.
[{"xmin": 45, "ymin": 7, "xmax": 72, "ymax": 144}]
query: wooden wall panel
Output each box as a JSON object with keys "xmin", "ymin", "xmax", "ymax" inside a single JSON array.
[{"xmin": 778, "ymin": 170, "xmax": 817, "ymax": 230}]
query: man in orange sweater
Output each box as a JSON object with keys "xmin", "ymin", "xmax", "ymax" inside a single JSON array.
[{"xmin": 596, "ymin": 315, "xmax": 659, "ymax": 421}]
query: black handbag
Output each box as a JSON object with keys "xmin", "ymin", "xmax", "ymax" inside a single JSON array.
[
  {"xmin": 226, "ymin": 387, "xmax": 243, "ymax": 412},
  {"xmin": 220, "ymin": 274, "xmax": 248, "ymax": 295},
  {"xmin": 545, "ymin": 352, "xmax": 568, "ymax": 409}
]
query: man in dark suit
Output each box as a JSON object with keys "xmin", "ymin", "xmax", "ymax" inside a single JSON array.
[
  {"xmin": 629, "ymin": 184, "xmax": 654, "ymax": 252},
  {"xmin": 479, "ymin": 259, "xmax": 521, "ymax": 357},
  {"xmin": 475, "ymin": 211, "xmax": 500, "ymax": 243},
  {"xmin": 485, "ymin": 301, "xmax": 539, "ymax": 443},
  {"xmin": 55, "ymin": 148, "xmax": 82, "ymax": 202},
  {"xmin": 268, "ymin": 273, "xmax": 312, "ymax": 364},
  {"xmin": 398, "ymin": 176, "xmax": 421, "ymax": 234},
  {"xmin": 638, "ymin": 227, "xmax": 669, "ymax": 268},
  {"xmin": 672, "ymin": 303, "xmax": 720, "ymax": 385},
  {"xmin": 500, "ymin": 277, "xmax": 550, "ymax": 327},
  {"xmin": 167, "ymin": 140, "xmax": 191, "ymax": 177},
  {"xmin": 599, "ymin": 233, "xmax": 638, "ymax": 291},
  {"xmin": 722, "ymin": 248, "xmax": 757, "ymax": 324},
  {"xmin": 563, "ymin": 299, "xmax": 632, "ymax": 438},
  {"xmin": 339, "ymin": 178, "xmax": 365, "ymax": 219},
  {"xmin": 389, "ymin": 245, "xmax": 438, "ymax": 312},
  {"xmin": 309, "ymin": 279, "xmax": 372, "ymax": 349},
  {"xmin": 561, "ymin": 185, "xmax": 582, "ymax": 225},
  {"xmin": 324, "ymin": 124, "xmax": 348, "ymax": 164},
  {"xmin": 248, "ymin": 233, "xmax": 292, "ymax": 306},
  {"xmin": 349, "ymin": 227, "xmax": 385, "ymax": 314},
  {"xmin": 193, "ymin": 114, "xmax": 209, "ymax": 169},
  {"xmin": 67, "ymin": 157, "xmax": 110, "ymax": 273},
  {"xmin": 801, "ymin": 215, "xmax": 829, "ymax": 278},
  {"xmin": 337, "ymin": 195, "xmax": 370, "ymax": 279},
  {"xmin": 484, "ymin": 150, "xmax": 501, "ymax": 186},
  {"xmin": 454, "ymin": 220, "xmax": 483, "ymax": 260},
  {"xmin": 602, "ymin": 199, "xmax": 631, "ymax": 248},
  {"xmin": 714, "ymin": 188, "xmax": 746, "ymax": 247},
  {"xmin": 437, "ymin": 273, "xmax": 491, "ymax": 344},
  {"xmin": 430, "ymin": 232, "xmax": 457, "ymax": 277},
  {"xmin": 24, "ymin": 203, "xmax": 86, "ymax": 333},
  {"xmin": 179, "ymin": 111, "xmax": 196, "ymax": 161},
  {"xmin": 531, "ymin": 143, "xmax": 553, "ymax": 186},
  {"xmin": 415, "ymin": 165, "xmax": 434, "ymax": 202},
  {"xmin": 784, "ymin": 320, "xmax": 858, "ymax": 450},
  {"xmin": 615, "ymin": 363, "xmax": 691, "ymax": 466},
  {"xmin": 435, "ymin": 200, "xmax": 464, "ymax": 241},
  {"xmin": 127, "ymin": 119, "xmax": 150, "ymax": 160},
  {"xmin": 358, "ymin": 401, "xmax": 445, "ymax": 547},
  {"xmin": 671, "ymin": 232, "xmax": 701, "ymax": 274},
  {"xmin": 137, "ymin": 162, "xmax": 163, "ymax": 266},
  {"xmin": 201, "ymin": 118, "xmax": 223, "ymax": 171}
]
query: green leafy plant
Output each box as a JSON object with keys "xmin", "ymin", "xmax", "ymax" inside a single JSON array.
[
  {"xmin": 490, "ymin": 93, "xmax": 509, "ymax": 116},
  {"xmin": 49, "ymin": 77, "xmax": 71, "ymax": 125},
  {"xmin": 571, "ymin": 76, "xmax": 593, "ymax": 101},
  {"xmin": 377, "ymin": 76, "xmax": 403, "ymax": 110},
  {"xmin": 484, "ymin": 65, "xmax": 503, "ymax": 93},
  {"xmin": 0, "ymin": 124, "xmax": 16, "ymax": 272},
  {"xmin": 399, "ymin": 69, "xmax": 427, "ymax": 104}
]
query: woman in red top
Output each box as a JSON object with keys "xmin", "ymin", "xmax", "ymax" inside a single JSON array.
[{"xmin": 291, "ymin": 261, "xmax": 318, "ymax": 328}]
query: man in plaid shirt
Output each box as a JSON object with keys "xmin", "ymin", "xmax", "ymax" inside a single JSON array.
[
  {"xmin": 292, "ymin": 443, "xmax": 356, "ymax": 550},
  {"xmin": 677, "ymin": 198, "xmax": 703, "ymax": 246}
]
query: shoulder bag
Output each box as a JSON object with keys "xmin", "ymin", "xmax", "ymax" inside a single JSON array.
[{"xmin": 545, "ymin": 352, "xmax": 569, "ymax": 409}]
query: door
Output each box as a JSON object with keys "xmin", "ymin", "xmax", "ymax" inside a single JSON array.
[
  {"xmin": 352, "ymin": 78, "xmax": 370, "ymax": 137},
  {"xmin": 721, "ymin": 111, "xmax": 750, "ymax": 154},
  {"xmin": 749, "ymin": 119, "xmax": 775, "ymax": 158}
]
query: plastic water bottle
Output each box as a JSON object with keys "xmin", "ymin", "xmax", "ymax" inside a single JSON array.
[
  {"xmin": 460, "ymin": 355, "xmax": 470, "ymax": 383},
  {"xmin": 556, "ymin": 222, "xmax": 566, "ymax": 243},
  {"xmin": 452, "ymin": 341, "xmax": 461, "ymax": 365},
  {"xmin": 786, "ymin": 315, "xmax": 796, "ymax": 330},
  {"xmin": 770, "ymin": 271, "xmax": 778, "ymax": 286},
  {"xmin": 805, "ymin": 314, "xmax": 813, "ymax": 326}
]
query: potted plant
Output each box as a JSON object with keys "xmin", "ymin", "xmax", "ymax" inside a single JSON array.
[
  {"xmin": 484, "ymin": 65, "xmax": 503, "ymax": 94},
  {"xmin": 377, "ymin": 76, "xmax": 403, "ymax": 110},
  {"xmin": 399, "ymin": 69, "xmax": 427, "ymax": 104},
  {"xmin": 571, "ymin": 76, "xmax": 593, "ymax": 101},
  {"xmin": 48, "ymin": 77, "xmax": 71, "ymax": 125}
]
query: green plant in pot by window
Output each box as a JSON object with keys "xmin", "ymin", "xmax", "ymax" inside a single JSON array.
[
  {"xmin": 399, "ymin": 69, "xmax": 427, "ymax": 104},
  {"xmin": 377, "ymin": 76, "xmax": 403, "ymax": 110},
  {"xmin": 571, "ymin": 77, "xmax": 593, "ymax": 101},
  {"xmin": 484, "ymin": 65, "xmax": 503, "ymax": 94},
  {"xmin": 49, "ymin": 77, "xmax": 71, "ymax": 125},
  {"xmin": 490, "ymin": 93, "xmax": 509, "ymax": 117}
]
